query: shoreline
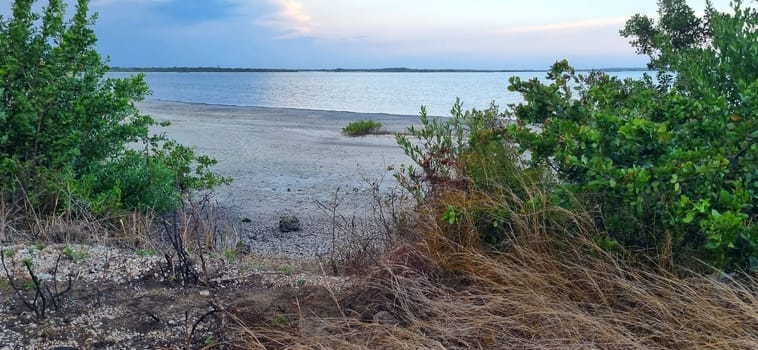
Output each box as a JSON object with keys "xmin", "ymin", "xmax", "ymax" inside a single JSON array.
[
  {"xmin": 137, "ymin": 99, "xmax": 416, "ymax": 257},
  {"xmin": 146, "ymin": 98, "xmax": 424, "ymax": 119}
]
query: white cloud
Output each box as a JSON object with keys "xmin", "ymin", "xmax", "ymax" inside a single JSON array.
[{"xmin": 258, "ymin": 0, "xmax": 313, "ymax": 37}]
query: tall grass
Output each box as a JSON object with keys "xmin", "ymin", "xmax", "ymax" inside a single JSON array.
[{"xmin": 230, "ymin": 174, "xmax": 758, "ymax": 349}]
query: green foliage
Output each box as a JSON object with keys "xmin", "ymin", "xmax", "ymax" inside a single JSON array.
[
  {"xmin": 204, "ymin": 336, "xmax": 215, "ymax": 346},
  {"xmin": 396, "ymin": 102, "xmax": 466, "ymax": 196},
  {"xmin": 0, "ymin": 0, "xmax": 229, "ymax": 215},
  {"xmin": 396, "ymin": 99, "xmax": 523, "ymax": 195},
  {"xmin": 135, "ymin": 248, "xmax": 158, "ymax": 257},
  {"xmin": 22, "ymin": 280, "xmax": 36, "ymax": 290},
  {"xmin": 441, "ymin": 205, "xmax": 459, "ymax": 224},
  {"xmin": 504, "ymin": 2, "xmax": 757, "ymax": 271},
  {"xmin": 271, "ymin": 314, "xmax": 289, "ymax": 326},
  {"xmin": 342, "ymin": 119, "xmax": 383, "ymax": 136},
  {"xmin": 90, "ymin": 151, "xmax": 181, "ymax": 213},
  {"xmin": 27, "ymin": 242, "xmax": 45, "ymax": 253},
  {"xmin": 396, "ymin": 100, "xmax": 530, "ymax": 247},
  {"xmin": 391, "ymin": 1, "xmax": 757, "ymax": 272},
  {"xmin": 62, "ymin": 246, "xmax": 74, "ymax": 259},
  {"xmin": 223, "ymin": 248, "xmax": 236, "ymax": 262},
  {"xmin": 61, "ymin": 246, "xmax": 86, "ymax": 260}
]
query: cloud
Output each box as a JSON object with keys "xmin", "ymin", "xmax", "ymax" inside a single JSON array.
[{"xmin": 259, "ymin": 0, "xmax": 313, "ymax": 37}]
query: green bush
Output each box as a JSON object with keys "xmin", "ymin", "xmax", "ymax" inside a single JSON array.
[
  {"xmin": 0, "ymin": 0, "xmax": 229, "ymax": 214},
  {"xmin": 395, "ymin": 1, "xmax": 757, "ymax": 272},
  {"xmin": 396, "ymin": 100, "xmax": 540, "ymax": 248},
  {"xmin": 396, "ymin": 100, "xmax": 517, "ymax": 199},
  {"xmin": 504, "ymin": 1, "xmax": 757, "ymax": 271},
  {"xmin": 91, "ymin": 151, "xmax": 180, "ymax": 214},
  {"xmin": 342, "ymin": 119, "xmax": 383, "ymax": 136}
]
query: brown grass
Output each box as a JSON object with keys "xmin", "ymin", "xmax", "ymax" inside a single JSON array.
[
  {"xmin": 0, "ymin": 187, "xmax": 241, "ymax": 257},
  {"xmin": 229, "ymin": 183, "xmax": 758, "ymax": 349}
]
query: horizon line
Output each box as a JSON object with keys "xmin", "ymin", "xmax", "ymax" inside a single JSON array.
[{"xmin": 109, "ymin": 66, "xmax": 651, "ymax": 73}]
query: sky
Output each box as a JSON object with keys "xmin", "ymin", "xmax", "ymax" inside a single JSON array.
[{"xmin": 0, "ymin": 0, "xmax": 735, "ymax": 69}]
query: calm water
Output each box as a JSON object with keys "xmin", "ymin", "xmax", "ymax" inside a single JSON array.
[{"xmin": 108, "ymin": 71, "xmax": 650, "ymax": 116}]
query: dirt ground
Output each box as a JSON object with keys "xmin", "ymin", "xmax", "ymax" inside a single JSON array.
[{"xmin": 0, "ymin": 244, "xmax": 350, "ymax": 349}]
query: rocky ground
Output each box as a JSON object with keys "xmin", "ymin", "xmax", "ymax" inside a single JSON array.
[
  {"xmin": 0, "ymin": 101, "xmax": 415, "ymax": 349},
  {"xmin": 0, "ymin": 243, "xmax": 351, "ymax": 349}
]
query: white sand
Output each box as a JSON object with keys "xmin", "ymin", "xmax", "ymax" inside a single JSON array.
[{"xmin": 137, "ymin": 99, "xmax": 418, "ymax": 257}]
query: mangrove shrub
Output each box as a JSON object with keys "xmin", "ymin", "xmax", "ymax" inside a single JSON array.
[
  {"xmin": 0, "ymin": 0, "xmax": 228, "ymax": 214},
  {"xmin": 507, "ymin": 0, "xmax": 757, "ymax": 271}
]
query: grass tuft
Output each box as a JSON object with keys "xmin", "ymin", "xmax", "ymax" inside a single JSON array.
[{"xmin": 342, "ymin": 119, "xmax": 384, "ymax": 136}]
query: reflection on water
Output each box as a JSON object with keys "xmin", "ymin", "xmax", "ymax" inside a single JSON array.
[{"xmin": 109, "ymin": 71, "xmax": 651, "ymax": 116}]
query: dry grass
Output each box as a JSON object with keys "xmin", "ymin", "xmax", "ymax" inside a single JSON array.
[
  {"xmin": 230, "ymin": 183, "xmax": 758, "ymax": 349},
  {"xmin": 0, "ymin": 189, "xmax": 110, "ymax": 244},
  {"xmin": 3, "ymin": 162, "xmax": 756, "ymax": 349},
  {"xmin": 0, "ymin": 187, "xmax": 241, "ymax": 257}
]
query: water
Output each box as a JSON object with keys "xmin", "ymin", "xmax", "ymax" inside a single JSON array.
[{"xmin": 108, "ymin": 70, "xmax": 651, "ymax": 117}]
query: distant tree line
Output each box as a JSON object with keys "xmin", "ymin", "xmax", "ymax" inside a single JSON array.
[{"xmin": 109, "ymin": 67, "xmax": 650, "ymax": 73}]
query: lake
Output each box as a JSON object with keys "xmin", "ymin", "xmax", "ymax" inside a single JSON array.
[{"xmin": 108, "ymin": 71, "xmax": 651, "ymax": 117}]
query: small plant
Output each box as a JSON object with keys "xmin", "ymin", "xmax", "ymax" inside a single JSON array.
[
  {"xmin": 272, "ymin": 314, "xmax": 289, "ymax": 326},
  {"xmin": 223, "ymin": 248, "xmax": 236, "ymax": 262},
  {"xmin": 342, "ymin": 119, "xmax": 383, "ymax": 136},
  {"xmin": 204, "ymin": 336, "xmax": 215, "ymax": 346},
  {"xmin": 22, "ymin": 280, "xmax": 36, "ymax": 290},
  {"xmin": 3, "ymin": 249, "xmax": 14, "ymax": 258},
  {"xmin": 281, "ymin": 265, "xmax": 293, "ymax": 275},
  {"xmin": 442, "ymin": 206, "xmax": 460, "ymax": 225},
  {"xmin": 62, "ymin": 246, "xmax": 75, "ymax": 260},
  {"xmin": 136, "ymin": 248, "xmax": 158, "ymax": 257},
  {"xmin": 62, "ymin": 247, "xmax": 88, "ymax": 261},
  {"xmin": 27, "ymin": 242, "xmax": 46, "ymax": 255}
]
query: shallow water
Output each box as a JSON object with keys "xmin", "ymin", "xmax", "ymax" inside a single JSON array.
[{"xmin": 110, "ymin": 70, "xmax": 650, "ymax": 116}]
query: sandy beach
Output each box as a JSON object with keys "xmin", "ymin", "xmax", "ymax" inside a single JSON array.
[{"xmin": 136, "ymin": 99, "xmax": 417, "ymax": 257}]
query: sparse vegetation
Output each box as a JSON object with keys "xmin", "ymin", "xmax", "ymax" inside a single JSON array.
[
  {"xmin": 1, "ymin": 252, "xmax": 72, "ymax": 320},
  {"xmin": 0, "ymin": 0, "xmax": 756, "ymax": 348},
  {"xmin": 135, "ymin": 248, "xmax": 158, "ymax": 257},
  {"xmin": 341, "ymin": 119, "xmax": 384, "ymax": 136}
]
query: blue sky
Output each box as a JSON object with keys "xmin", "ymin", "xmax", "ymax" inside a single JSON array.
[{"xmin": 0, "ymin": 0, "xmax": 733, "ymax": 69}]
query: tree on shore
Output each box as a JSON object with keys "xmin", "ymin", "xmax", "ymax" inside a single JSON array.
[{"xmin": 0, "ymin": 0, "xmax": 228, "ymax": 214}]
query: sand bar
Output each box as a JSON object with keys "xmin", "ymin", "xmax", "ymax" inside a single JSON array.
[{"xmin": 136, "ymin": 99, "xmax": 418, "ymax": 256}]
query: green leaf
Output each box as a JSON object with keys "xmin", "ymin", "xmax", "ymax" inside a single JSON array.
[{"xmin": 719, "ymin": 189, "xmax": 731, "ymax": 205}]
